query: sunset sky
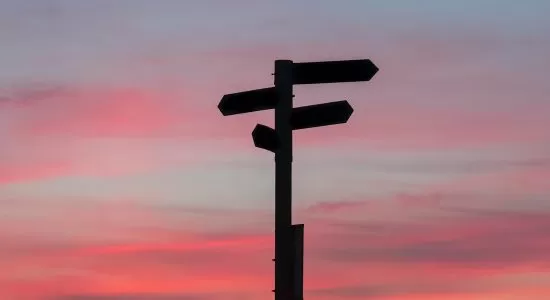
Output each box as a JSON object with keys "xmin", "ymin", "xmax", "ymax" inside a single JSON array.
[{"xmin": 1, "ymin": 1, "xmax": 550, "ymax": 299}]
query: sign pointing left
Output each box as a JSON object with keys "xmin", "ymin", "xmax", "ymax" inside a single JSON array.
[
  {"xmin": 218, "ymin": 87, "xmax": 278, "ymax": 116},
  {"xmin": 252, "ymin": 124, "xmax": 279, "ymax": 152}
]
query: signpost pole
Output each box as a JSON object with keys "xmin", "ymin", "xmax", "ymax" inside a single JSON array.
[{"xmin": 274, "ymin": 59, "xmax": 293, "ymax": 300}]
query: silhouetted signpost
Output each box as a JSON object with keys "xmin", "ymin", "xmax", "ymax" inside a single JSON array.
[{"xmin": 218, "ymin": 59, "xmax": 378, "ymax": 300}]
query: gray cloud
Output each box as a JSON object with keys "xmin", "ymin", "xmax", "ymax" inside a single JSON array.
[
  {"xmin": 313, "ymin": 208, "xmax": 550, "ymax": 267},
  {"xmin": 308, "ymin": 280, "xmax": 494, "ymax": 299}
]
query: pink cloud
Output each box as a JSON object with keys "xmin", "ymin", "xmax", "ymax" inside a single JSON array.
[
  {"xmin": 0, "ymin": 197, "xmax": 273, "ymax": 298},
  {"xmin": 299, "ymin": 156, "xmax": 550, "ymax": 221},
  {"xmin": 0, "ymin": 160, "xmax": 74, "ymax": 183},
  {"xmin": 2, "ymin": 192, "xmax": 550, "ymax": 299},
  {"xmin": 292, "ymin": 102, "xmax": 550, "ymax": 151},
  {"xmin": 3, "ymin": 24, "xmax": 550, "ymax": 186},
  {"xmin": 7, "ymin": 86, "xmax": 184, "ymax": 137},
  {"xmin": 1, "ymin": 24, "xmax": 549, "ymax": 300},
  {"xmin": 305, "ymin": 200, "xmax": 371, "ymax": 213},
  {"xmin": 304, "ymin": 210, "xmax": 550, "ymax": 299},
  {"xmin": 0, "ymin": 84, "xmax": 274, "ymax": 183},
  {"xmin": 0, "ymin": 84, "xmax": 261, "ymax": 141},
  {"xmin": 76, "ymin": 234, "xmax": 271, "ymax": 256}
]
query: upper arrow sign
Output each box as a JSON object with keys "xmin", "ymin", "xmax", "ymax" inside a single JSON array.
[
  {"xmin": 292, "ymin": 59, "xmax": 378, "ymax": 85},
  {"xmin": 290, "ymin": 100, "xmax": 353, "ymax": 130},
  {"xmin": 218, "ymin": 87, "xmax": 278, "ymax": 116}
]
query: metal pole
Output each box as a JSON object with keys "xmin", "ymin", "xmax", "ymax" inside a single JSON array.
[
  {"xmin": 292, "ymin": 224, "xmax": 304, "ymax": 300},
  {"xmin": 274, "ymin": 59, "xmax": 293, "ymax": 300}
]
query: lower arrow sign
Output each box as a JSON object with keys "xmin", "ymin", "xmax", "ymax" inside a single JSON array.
[
  {"xmin": 290, "ymin": 100, "xmax": 354, "ymax": 130},
  {"xmin": 252, "ymin": 124, "xmax": 279, "ymax": 152}
]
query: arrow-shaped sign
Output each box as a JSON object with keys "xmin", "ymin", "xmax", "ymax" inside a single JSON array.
[
  {"xmin": 290, "ymin": 100, "xmax": 354, "ymax": 130},
  {"xmin": 252, "ymin": 124, "xmax": 279, "ymax": 152},
  {"xmin": 292, "ymin": 59, "xmax": 378, "ymax": 85},
  {"xmin": 218, "ymin": 87, "xmax": 278, "ymax": 116}
]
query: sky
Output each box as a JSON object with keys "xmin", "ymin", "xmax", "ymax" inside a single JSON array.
[{"xmin": 1, "ymin": 0, "xmax": 550, "ymax": 299}]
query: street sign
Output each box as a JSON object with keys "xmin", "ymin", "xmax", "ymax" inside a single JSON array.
[
  {"xmin": 218, "ymin": 87, "xmax": 278, "ymax": 116},
  {"xmin": 290, "ymin": 100, "xmax": 353, "ymax": 130},
  {"xmin": 292, "ymin": 59, "xmax": 378, "ymax": 85},
  {"xmin": 252, "ymin": 124, "xmax": 279, "ymax": 152},
  {"xmin": 291, "ymin": 224, "xmax": 304, "ymax": 300}
]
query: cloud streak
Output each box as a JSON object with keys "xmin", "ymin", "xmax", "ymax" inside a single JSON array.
[
  {"xmin": 2, "ymin": 188, "xmax": 550, "ymax": 299},
  {"xmin": 1, "ymin": 1, "xmax": 549, "ymax": 299}
]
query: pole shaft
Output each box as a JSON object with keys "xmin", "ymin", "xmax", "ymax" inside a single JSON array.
[{"xmin": 274, "ymin": 60, "xmax": 293, "ymax": 300}]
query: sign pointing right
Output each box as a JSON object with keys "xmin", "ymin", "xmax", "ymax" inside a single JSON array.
[
  {"xmin": 290, "ymin": 100, "xmax": 354, "ymax": 130},
  {"xmin": 292, "ymin": 59, "xmax": 378, "ymax": 85}
]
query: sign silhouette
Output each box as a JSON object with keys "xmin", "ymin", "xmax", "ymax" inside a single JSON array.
[
  {"xmin": 291, "ymin": 100, "xmax": 354, "ymax": 130},
  {"xmin": 218, "ymin": 87, "xmax": 278, "ymax": 116},
  {"xmin": 252, "ymin": 124, "xmax": 279, "ymax": 152},
  {"xmin": 292, "ymin": 59, "xmax": 378, "ymax": 85},
  {"xmin": 218, "ymin": 58, "xmax": 378, "ymax": 300}
]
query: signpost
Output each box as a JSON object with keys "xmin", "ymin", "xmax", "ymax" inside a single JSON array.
[
  {"xmin": 218, "ymin": 58, "xmax": 378, "ymax": 300},
  {"xmin": 290, "ymin": 100, "xmax": 354, "ymax": 130}
]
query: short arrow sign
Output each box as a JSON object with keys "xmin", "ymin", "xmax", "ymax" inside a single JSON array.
[
  {"xmin": 252, "ymin": 124, "xmax": 279, "ymax": 152},
  {"xmin": 292, "ymin": 59, "xmax": 378, "ymax": 85},
  {"xmin": 290, "ymin": 100, "xmax": 354, "ymax": 130},
  {"xmin": 218, "ymin": 87, "xmax": 278, "ymax": 116}
]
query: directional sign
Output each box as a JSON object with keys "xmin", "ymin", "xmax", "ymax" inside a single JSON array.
[
  {"xmin": 252, "ymin": 124, "xmax": 279, "ymax": 152},
  {"xmin": 290, "ymin": 100, "xmax": 353, "ymax": 130},
  {"xmin": 218, "ymin": 87, "xmax": 278, "ymax": 116},
  {"xmin": 292, "ymin": 59, "xmax": 378, "ymax": 85}
]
